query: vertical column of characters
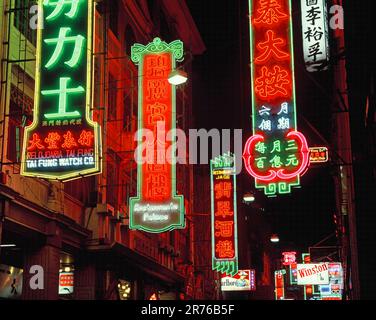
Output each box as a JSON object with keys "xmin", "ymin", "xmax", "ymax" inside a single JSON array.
[
  {"xmin": 211, "ymin": 153, "xmax": 238, "ymax": 277},
  {"xmin": 21, "ymin": 0, "xmax": 101, "ymax": 180},
  {"xmin": 243, "ymin": 0, "xmax": 309, "ymax": 196},
  {"xmin": 129, "ymin": 38, "xmax": 185, "ymax": 233}
]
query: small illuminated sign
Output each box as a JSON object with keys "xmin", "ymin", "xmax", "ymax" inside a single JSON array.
[
  {"xmin": 221, "ymin": 270, "xmax": 256, "ymax": 292},
  {"xmin": 301, "ymin": 0, "xmax": 330, "ymax": 72},
  {"xmin": 211, "ymin": 153, "xmax": 239, "ymax": 277},
  {"xmin": 59, "ymin": 272, "xmax": 74, "ymax": 295},
  {"xmin": 282, "ymin": 251, "xmax": 296, "ymax": 266},
  {"xmin": 129, "ymin": 38, "xmax": 185, "ymax": 233},
  {"xmin": 21, "ymin": 0, "xmax": 101, "ymax": 180},
  {"xmin": 244, "ymin": 0, "xmax": 310, "ymax": 197},
  {"xmin": 309, "ymin": 147, "xmax": 329, "ymax": 163},
  {"xmin": 274, "ymin": 269, "xmax": 286, "ymax": 300}
]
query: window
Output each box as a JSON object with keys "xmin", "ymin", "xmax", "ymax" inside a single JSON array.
[
  {"xmin": 14, "ymin": 0, "xmax": 37, "ymax": 46},
  {"xmin": 64, "ymin": 175, "xmax": 95, "ymax": 203},
  {"xmin": 108, "ymin": 74, "xmax": 117, "ymax": 120},
  {"xmin": 123, "ymin": 93, "xmax": 132, "ymax": 130},
  {"xmin": 109, "ymin": 0, "xmax": 119, "ymax": 38},
  {"xmin": 106, "ymin": 150, "xmax": 121, "ymax": 208},
  {"xmin": 7, "ymin": 85, "xmax": 33, "ymax": 163},
  {"xmin": 124, "ymin": 25, "xmax": 136, "ymax": 57}
]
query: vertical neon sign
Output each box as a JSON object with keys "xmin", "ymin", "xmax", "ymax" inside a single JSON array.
[
  {"xmin": 244, "ymin": 0, "xmax": 310, "ymax": 196},
  {"xmin": 129, "ymin": 38, "xmax": 185, "ymax": 233},
  {"xmin": 21, "ymin": 0, "xmax": 101, "ymax": 180},
  {"xmin": 210, "ymin": 153, "xmax": 238, "ymax": 277}
]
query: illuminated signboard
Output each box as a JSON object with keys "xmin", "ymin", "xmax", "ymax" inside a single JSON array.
[
  {"xmin": 301, "ymin": 0, "xmax": 330, "ymax": 72},
  {"xmin": 244, "ymin": 0, "xmax": 310, "ymax": 197},
  {"xmin": 297, "ymin": 263, "xmax": 330, "ymax": 285},
  {"xmin": 59, "ymin": 272, "xmax": 74, "ymax": 295},
  {"xmin": 319, "ymin": 262, "xmax": 343, "ymax": 300},
  {"xmin": 282, "ymin": 251, "xmax": 296, "ymax": 266},
  {"xmin": 21, "ymin": 0, "xmax": 101, "ymax": 180},
  {"xmin": 309, "ymin": 147, "xmax": 329, "ymax": 163},
  {"xmin": 129, "ymin": 38, "xmax": 185, "ymax": 233},
  {"xmin": 221, "ymin": 270, "xmax": 256, "ymax": 292},
  {"xmin": 274, "ymin": 269, "xmax": 286, "ymax": 300},
  {"xmin": 210, "ymin": 153, "xmax": 239, "ymax": 276},
  {"xmin": 289, "ymin": 262, "xmax": 298, "ymax": 285}
]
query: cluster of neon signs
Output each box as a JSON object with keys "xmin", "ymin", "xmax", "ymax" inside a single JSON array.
[
  {"xmin": 21, "ymin": 0, "xmax": 101, "ymax": 180},
  {"xmin": 129, "ymin": 38, "xmax": 185, "ymax": 233},
  {"xmin": 210, "ymin": 153, "xmax": 238, "ymax": 277},
  {"xmin": 301, "ymin": 0, "xmax": 330, "ymax": 72},
  {"xmin": 244, "ymin": 0, "xmax": 310, "ymax": 197}
]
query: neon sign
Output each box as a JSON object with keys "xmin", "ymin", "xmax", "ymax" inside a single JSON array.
[
  {"xmin": 309, "ymin": 146, "xmax": 329, "ymax": 163},
  {"xmin": 274, "ymin": 269, "xmax": 286, "ymax": 300},
  {"xmin": 244, "ymin": 0, "xmax": 310, "ymax": 196},
  {"xmin": 282, "ymin": 251, "xmax": 296, "ymax": 266},
  {"xmin": 129, "ymin": 38, "xmax": 185, "ymax": 233},
  {"xmin": 211, "ymin": 153, "xmax": 238, "ymax": 277},
  {"xmin": 21, "ymin": 0, "xmax": 101, "ymax": 180},
  {"xmin": 301, "ymin": 0, "xmax": 330, "ymax": 72}
]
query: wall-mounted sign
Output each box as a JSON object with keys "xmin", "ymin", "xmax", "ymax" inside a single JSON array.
[
  {"xmin": 58, "ymin": 272, "xmax": 74, "ymax": 295},
  {"xmin": 274, "ymin": 269, "xmax": 286, "ymax": 300},
  {"xmin": 282, "ymin": 251, "xmax": 296, "ymax": 266},
  {"xmin": 309, "ymin": 147, "xmax": 329, "ymax": 163},
  {"xmin": 211, "ymin": 152, "xmax": 238, "ymax": 277},
  {"xmin": 301, "ymin": 0, "xmax": 330, "ymax": 72},
  {"xmin": 0, "ymin": 264, "xmax": 23, "ymax": 299},
  {"xmin": 289, "ymin": 262, "xmax": 298, "ymax": 285},
  {"xmin": 319, "ymin": 263, "xmax": 343, "ymax": 300},
  {"xmin": 21, "ymin": 0, "xmax": 101, "ymax": 180},
  {"xmin": 244, "ymin": 0, "xmax": 310, "ymax": 197},
  {"xmin": 297, "ymin": 263, "xmax": 329, "ymax": 285},
  {"xmin": 129, "ymin": 37, "xmax": 185, "ymax": 233},
  {"xmin": 221, "ymin": 270, "xmax": 256, "ymax": 292}
]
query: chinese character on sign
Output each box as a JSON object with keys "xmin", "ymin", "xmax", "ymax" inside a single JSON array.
[
  {"xmin": 255, "ymin": 66, "xmax": 290, "ymax": 98},
  {"xmin": 216, "ymin": 240, "xmax": 235, "ymax": 258},
  {"xmin": 254, "ymin": 0, "xmax": 288, "ymax": 25}
]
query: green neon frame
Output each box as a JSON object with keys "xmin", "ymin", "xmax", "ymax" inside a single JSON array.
[
  {"xmin": 20, "ymin": 0, "xmax": 102, "ymax": 181},
  {"xmin": 248, "ymin": 0, "xmax": 302, "ymax": 196},
  {"xmin": 210, "ymin": 152, "xmax": 239, "ymax": 277},
  {"xmin": 274, "ymin": 269, "xmax": 286, "ymax": 300},
  {"xmin": 129, "ymin": 37, "xmax": 185, "ymax": 233}
]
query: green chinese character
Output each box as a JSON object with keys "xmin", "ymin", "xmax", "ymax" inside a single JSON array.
[
  {"xmin": 44, "ymin": 0, "xmax": 82, "ymax": 21},
  {"xmin": 255, "ymin": 142, "xmax": 267, "ymax": 154},
  {"xmin": 270, "ymin": 155, "xmax": 282, "ymax": 168},
  {"xmin": 255, "ymin": 157, "xmax": 267, "ymax": 169},
  {"xmin": 44, "ymin": 27, "xmax": 85, "ymax": 69},
  {"xmin": 42, "ymin": 77, "xmax": 83, "ymax": 119},
  {"xmin": 286, "ymin": 140, "xmax": 298, "ymax": 151},
  {"xmin": 286, "ymin": 154, "xmax": 299, "ymax": 167},
  {"xmin": 271, "ymin": 140, "xmax": 281, "ymax": 153}
]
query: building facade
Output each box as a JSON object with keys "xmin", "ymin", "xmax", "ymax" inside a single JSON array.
[{"xmin": 0, "ymin": 0, "xmax": 206, "ymax": 300}]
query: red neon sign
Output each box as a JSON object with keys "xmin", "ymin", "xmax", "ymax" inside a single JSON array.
[
  {"xmin": 244, "ymin": 0, "xmax": 309, "ymax": 196},
  {"xmin": 282, "ymin": 251, "xmax": 296, "ymax": 266}
]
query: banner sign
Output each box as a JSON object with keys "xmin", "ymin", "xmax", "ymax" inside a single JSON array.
[
  {"xmin": 221, "ymin": 270, "xmax": 256, "ymax": 292},
  {"xmin": 297, "ymin": 263, "xmax": 330, "ymax": 285},
  {"xmin": 244, "ymin": 0, "xmax": 310, "ymax": 197},
  {"xmin": 21, "ymin": 0, "xmax": 101, "ymax": 180},
  {"xmin": 301, "ymin": 0, "xmax": 330, "ymax": 72},
  {"xmin": 129, "ymin": 37, "xmax": 185, "ymax": 233},
  {"xmin": 211, "ymin": 153, "xmax": 239, "ymax": 276}
]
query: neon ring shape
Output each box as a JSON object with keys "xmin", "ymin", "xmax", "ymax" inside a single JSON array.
[{"xmin": 243, "ymin": 134, "xmax": 277, "ymax": 182}]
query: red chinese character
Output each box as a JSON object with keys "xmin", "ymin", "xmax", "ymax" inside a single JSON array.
[
  {"xmin": 78, "ymin": 130, "xmax": 94, "ymax": 147},
  {"xmin": 27, "ymin": 133, "xmax": 45, "ymax": 151},
  {"xmin": 254, "ymin": 0, "xmax": 288, "ymax": 25},
  {"xmin": 215, "ymin": 201, "xmax": 233, "ymax": 218},
  {"xmin": 255, "ymin": 30, "xmax": 289, "ymax": 63},
  {"xmin": 62, "ymin": 131, "xmax": 77, "ymax": 149},
  {"xmin": 215, "ymin": 182, "xmax": 232, "ymax": 199},
  {"xmin": 216, "ymin": 240, "xmax": 235, "ymax": 258},
  {"xmin": 255, "ymin": 65, "xmax": 290, "ymax": 98},
  {"xmin": 146, "ymin": 173, "xmax": 168, "ymax": 198},
  {"xmin": 44, "ymin": 132, "xmax": 61, "ymax": 150},
  {"xmin": 215, "ymin": 221, "xmax": 234, "ymax": 238}
]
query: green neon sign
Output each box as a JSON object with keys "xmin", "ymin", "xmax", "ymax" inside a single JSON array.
[{"xmin": 21, "ymin": 0, "xmax": 102, "ymax": 180}]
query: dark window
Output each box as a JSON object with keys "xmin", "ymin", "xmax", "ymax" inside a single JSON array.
[
  {"xmin": 109, "ymin": 0, "xmax": 119, "ymax": 38},
  {"xmin": 14, "ymin": 0, "xmax": 37, "ymax": 46},
  {"xmin": 108, "ymin": 74, "xmax": 117, "ymax": 120},
  {"xmin": 106, "ymin": 150, "xmax": 121, "ymax": 208},
  {"xmin": 124, "ymin": 25, "xmax": 136, "ymax": 57}
]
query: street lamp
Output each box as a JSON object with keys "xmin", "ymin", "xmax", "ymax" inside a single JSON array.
[
  {"xmin": 168, "ymin": 69, "xmax": 188, "ymax": 85},
  {"xmin": 243, "ymin": 192, "xmax": 255, "ymax": 204},
  {"xmin": 270, "ymin": 234, "xmax": 280, "ymax": 243}
]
